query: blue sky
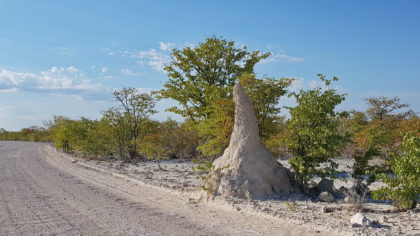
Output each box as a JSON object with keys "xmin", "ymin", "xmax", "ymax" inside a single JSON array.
[{"xmin": 1, "ymin": 0, "xmax": 419, "ymax": 130}]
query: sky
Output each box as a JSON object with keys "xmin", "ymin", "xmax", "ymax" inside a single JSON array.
[{"xmin": 0, "ymin": 0, "xmax": 419, "ymax": 131}]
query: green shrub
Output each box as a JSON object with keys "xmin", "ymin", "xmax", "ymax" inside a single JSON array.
[
  {"xmin": 286, "ymin": 75, "xmax": 348, "ymax": 192},
  {"xmin": 372, "ymin": 132, "xmax": 420, "ymax": 210}
]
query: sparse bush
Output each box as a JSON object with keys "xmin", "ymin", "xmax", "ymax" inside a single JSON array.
[
  {"xmin": 372, "ymin": 132, "xmax": 420, "ymax": 210},
  {"xmin": 349, "ymin": 148, "xmax": 379, "ymax": 211},
  {"xmin": 286, "ymin": 75, "xmax": 348, "ymax": 193}
]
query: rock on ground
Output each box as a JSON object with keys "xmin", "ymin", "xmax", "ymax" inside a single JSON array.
[
  {"xmin": 316, "ymin": 178, "xmax": 335, "ymax": 194},
  {"xmin": 318, "ymin": 191, "xmax": 335, "ymax": 203},
  {"xmin": 350, "ymin": 212, "xmax": 372, "ymax": 227},
  {"xmin": 203, "ymin": 84, "xmax": 297, "ymax": 200}
]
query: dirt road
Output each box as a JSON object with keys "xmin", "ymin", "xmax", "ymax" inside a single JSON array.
[{"xmin": 0, "ymin": 141, "xmax": 334, "ymax": 235}]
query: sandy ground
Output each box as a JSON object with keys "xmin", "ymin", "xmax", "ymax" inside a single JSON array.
[
  {"xmin": 58, "ymin": 147, "xmax": 420, "ymax": 236},
  {"xmin": 1, "ymin": 141, "xmax": 339, "ymax": 236}
]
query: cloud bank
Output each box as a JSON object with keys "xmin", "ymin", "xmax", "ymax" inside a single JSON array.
[{"xmin": 0, "ymin": 66, "xmax": 110, "ymax": 100}]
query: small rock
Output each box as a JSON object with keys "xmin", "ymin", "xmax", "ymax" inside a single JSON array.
[
  {"xmin": 318, "ymin": 191, "xmax": 335, "ymax": 202},
  {"xmin": 350, "ymin": 212, "xmax": 372, "ymax": 227},
  {"xmin": 321, "ymin": 206, "xmax": 334, "ymax": 213},
  {"xmin": 316, "ymin": 178, "xmax": 334, "ymax": 193}
]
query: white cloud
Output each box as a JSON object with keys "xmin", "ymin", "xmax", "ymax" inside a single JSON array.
[
  {"xmin": 121, "ymin": 68, "xmax": 141, "ymax": 76},
  {"xmin": 261, "ymin": 51, "xmax": 304, "ymax": 64},
  {"xmin": 104, "ymin": 44, "xmax": 172, "ymax": 72},
  {"xmin": 159, "ymin": 42, "xmax": 175, "ymax": 51},
  {"xmin": 289, "ymin": 77, "xmax": 305, "ymax": 92},
  {"xmin": 101, "ymin": 67, "xmax": 109, "ymax": 73},
  {"xmin": 135, "ymin": 49, "xmax": 170, "ymax": 72},
  {"xmin": 0, "ymin": 67, "xmax": 109, "ymax": 100}
]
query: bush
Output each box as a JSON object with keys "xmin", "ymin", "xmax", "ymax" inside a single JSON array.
[
  {"xmin": 372, "ymin": 132, "xmax": 420, "ymax": 210},
  {"xmin": 286, "ymin": 75, "xmax": 348, "ymax": 192}
]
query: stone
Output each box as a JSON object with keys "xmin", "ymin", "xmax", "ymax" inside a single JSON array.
[
  {"xmin": 321, "ymin": 206, "xmax": 334, "ymax": 213},
  {"xmin": 350, "ymin": 212, "xmax": 372, "ymax": 227},
  {"xmin": 203, "ymin": 84, "xmax": 297, "ymax": 200},
  {"xmin": 318, "ymin": 191, "xmax": 335, "ymax": 203},
  {"xmin": 316, "ymin": 178, "xmax": 334, "ymax": 194}
]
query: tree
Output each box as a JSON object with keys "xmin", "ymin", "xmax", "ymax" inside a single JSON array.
[
  {"xmin": 355, "ymin": 96, "xmax": 417, "ymax": 157},
  {"xmin": 160, "ymin": 36, "xmax": 295, "ymax": 156},
  {"xmin": 373, "ymin": 132, "xmax": 420, "ymax": 210},
  {"xmin": 239, "ymin": 73, "xmax": 293, "ymax": 140},
  {"xmin": 366, "ymin": 96, "xmax": 415, "ymax": 122},
  {"xmin": 108, "ymin": 87, "xmax": 157, "ymax": 160},
  {"xmin": 102, "ymin": 108, "xmax": 131, "ymax": 159},
  {"xmin": 138, "ymin": 118, "xmax": 200, "ymax": 161},
  {"xmin": 286, "ymin": 74, "xmax": 348, "ymax": 193},
  {"xmin": 160, "ymin": 36, "xmax": 270, "ymax": 121},
  {"xmin": 48, "ymin": 116, "xmax": 77, "ymax": 153}
]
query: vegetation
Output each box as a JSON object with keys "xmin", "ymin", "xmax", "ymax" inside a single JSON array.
[
  {"xmin": 159, "ymin": 36, "xmax": 292, "ymax": 156},
  {"xmin": 0, "ymin": 126, "xmax": 51, "ymax": 142},
  {"xmin": 285, "ymin": 75, "xmax": 348, "ymax": 193},
  {"xmin": 373, "ymin": 132, "xmax": 420, "ymax": 209},
  {"xmin": 104, "ymin": 87, "xmax": 157, "ymax": 161}
]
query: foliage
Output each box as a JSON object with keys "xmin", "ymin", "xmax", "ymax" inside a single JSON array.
[
  {"xmin": 138, "ymin": 118, "xmax": 200, "ymax": 159},
  {"xmin": 47, "ymin": 88, "xmax": 158, "ymax": 161},
  {"xmin": 195, "ymin": 97, "xmax": 234, "ymax": 156},
  {"xmin": 160, "ymin": 36, "xmax": 270, "ymax": 121},
  {"xmin": 48, "ymin": 116, "xmax": 78, "ymax": 152},
  {"xmin": 354, "ymin": 96, "xmax": 417, "ymax": 158},
  {"xmin": 107, "ymin": 87, "xmax": 157, "ymax": 160},
  {"xmin": 0, "ymin": 126, "xmax": 51, "ymax": 142},
  {"xmin": 239, "ymin": 73, "xmax": 294, "ymax": 140},
  {"xmin": 373, "ymin": 132, "xmax": 420, "ymax": 210},
  {"xmin": 159, "ymin": 36, "xmax": 272, "ymax": 157},
  {"xmin": 102, "ymin": 108, "xmax": 131, "ymax": 159},
  {"xmin": 366, "ymin": 96, "xmax": 415, "ymax": 122},
  {"xmin": 263, "ymin": 116, "xmax": 290, "ymax": 159},
  {"xmin": 47, "ymin": 116, "xmax": 114, "ymax": 158},
  {"xmin": 348, "ymin": 147, "xmax": 381, "ymax": 211},
  {"xmin": 286, "ymin": 74, "xmax": 348, "ymax": 192}
]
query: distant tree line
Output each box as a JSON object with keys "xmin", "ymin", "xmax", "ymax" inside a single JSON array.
[
  {"xmin": 1, "ymin": 37, "xmax": 418, "ymax": 209},
  {"xmin": 0, "ymin": 126, "xmax": 50, "ymax": 142}
]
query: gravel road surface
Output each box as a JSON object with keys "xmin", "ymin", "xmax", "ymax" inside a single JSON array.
[{"xmin": 0, "ymin": 141, "xmax": 333, "ymax": 236}]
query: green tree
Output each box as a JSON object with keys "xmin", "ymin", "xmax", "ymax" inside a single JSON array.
[
  {"xmin": 139, "ymin": 118, "xmax": 200, "ymax": 160},
  {"xmin": 239, "ymin": 73, "xmax": 294, "ymax": 140},
  {"xmin": 102, "ymin": 108, "xmax": 130, "ymax": 159},
  {"xmin": 355, "ymin": 96, "xmax": 416, "ymax": 157},
  {"xmin": 366, "ymin": 96, "xmax": 415, "ymax": 122},
  {"xmin": 74, "ymin": 118, "xmax": 114, "ymax": 158},
  {"xmin": 107, "ymin": 87, "xmax": 157, "ymax": 161},
  {"xmin": 286, "ymin": 75, "xmax": 348, "ymax": 193},
  {"xmin": 160, "ymin": 36, "xmax": 270, "ymax": 121},
  {"xmin": 48, "ymin": 116, "xmax": 77, "ymax": 152},
  {"xmin": 160, "ymin": 36, "xmax": 294, "ymax": 156},
  {"xmin": 373, "ymin": 132, "xmax": 420, "ymax": 210}
]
